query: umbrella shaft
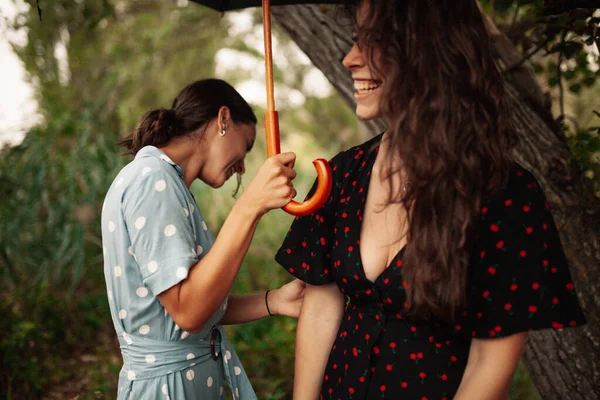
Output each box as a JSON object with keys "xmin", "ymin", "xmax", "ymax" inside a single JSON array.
[{"xmin": 263, "ymin": 0, "xmax": 275, "ymax": 111}]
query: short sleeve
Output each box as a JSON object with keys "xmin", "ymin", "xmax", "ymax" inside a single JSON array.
[
  {"xmin": 275, "ymin": 155, "xmax": 345, "ymax": 286},
  {"xmin": 460, "ymin": 167, "xmax": 586, "ymax": 338},
  {"xmin": 123, "ymin": 168, "xmax": 198, "ymax": 296}
]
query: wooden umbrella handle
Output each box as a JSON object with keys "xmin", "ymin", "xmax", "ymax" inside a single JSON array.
[{"xmin": 262, "ymin": 1, "xmax": 332, "ymax": 216}]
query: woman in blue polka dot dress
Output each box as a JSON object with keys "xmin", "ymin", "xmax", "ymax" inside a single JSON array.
[{"xmin": 101, "ymin": 79, "xmax": 304, "ymax": 400}]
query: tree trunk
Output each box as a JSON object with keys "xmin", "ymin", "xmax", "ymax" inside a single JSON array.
[{"xmin": 273, "ymin": 5, "xmax": 600, "ymax": 399}]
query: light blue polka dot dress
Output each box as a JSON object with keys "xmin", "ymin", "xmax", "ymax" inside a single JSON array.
[{"xmin": 101, "ymin": 146, "xmax": 257, "ymax": 400}]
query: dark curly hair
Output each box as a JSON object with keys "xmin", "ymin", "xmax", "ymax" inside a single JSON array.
[{"xmin": 348, "ymin": 0, "xmax": 516, "ymax": 322}]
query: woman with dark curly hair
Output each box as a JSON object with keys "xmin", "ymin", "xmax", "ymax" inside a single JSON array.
[{"xmin": 275, "ymin": 1, "xmax": 587, "ymax": 399}]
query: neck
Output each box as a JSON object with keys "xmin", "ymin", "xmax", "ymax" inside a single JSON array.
[{"xmin": 159, "ymin": 138, "xmax": 205, "ymax": 188}]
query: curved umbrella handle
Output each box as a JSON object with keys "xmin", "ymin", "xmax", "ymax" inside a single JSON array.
[
  {"xmin": 261, "ymin": 1, "xmax": 332, "ymax": 216},
  {"xmin": 265, "ymin": 111, "xmax": 333, "ymax": 217}
]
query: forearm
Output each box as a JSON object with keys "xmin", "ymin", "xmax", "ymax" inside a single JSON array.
[
  {"xmin": 454, "ymin": 362, "xmax": 513, "ymax": 400},
  {"xmin": 454, "ymin": 334, "xmax": 527, "ymax": 400},
  {"xmin": 219, "ymin": 293, "xmax": 270, "ymax": 325},
  {"xmin": 294, "ymin": 283, "xmax": 345, "ymax": 400},
  {"xmin": 170, "ymin": 201, "xmax": 261, "ymax": 331}
]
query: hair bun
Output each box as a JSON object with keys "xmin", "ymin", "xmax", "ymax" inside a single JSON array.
[{"xmin": 151, "ymin": 109, "xmax": 177, "ymax": 135}]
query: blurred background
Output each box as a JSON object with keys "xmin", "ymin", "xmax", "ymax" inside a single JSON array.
[{"xmin": 0, "ymin": 0, "xmax": 598, "ymax": 399}]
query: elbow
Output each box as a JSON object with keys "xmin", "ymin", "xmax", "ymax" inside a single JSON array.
[{"xmin": 172, "ymin": 312, "xmax": 209, "ymax": 334}]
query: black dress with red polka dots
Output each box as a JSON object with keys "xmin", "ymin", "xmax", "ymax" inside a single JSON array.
[{"xmin": 275, "ymin": 134, "xmax": 586, "ymax": 400}]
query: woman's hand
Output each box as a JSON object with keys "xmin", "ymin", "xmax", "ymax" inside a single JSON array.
[
  {"xmin": 269, "ymin": 279, "xmax": 306, "ymax": 318},
  {"xmin": 239, "ymin": 152, "xmax": 297, "ymax": 217}
]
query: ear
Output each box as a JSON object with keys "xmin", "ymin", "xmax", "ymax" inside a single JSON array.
[{"xmin": 217, "ymin": 106, "xmax": 231, "ymax": 132}]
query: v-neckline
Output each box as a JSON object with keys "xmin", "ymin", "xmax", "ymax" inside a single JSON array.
[{"xmin": 356, "ymin": 135, "xmax": 407, "ymax": 285}]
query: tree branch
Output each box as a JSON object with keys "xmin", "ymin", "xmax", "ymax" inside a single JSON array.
[{"xmin": 504, "ymin": 38, "xmax": 550, "ymax": 74}]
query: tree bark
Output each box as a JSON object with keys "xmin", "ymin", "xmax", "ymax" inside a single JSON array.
[{"xmin": 273, "ymin": 5, "xmax": 600, "ymax": 399}]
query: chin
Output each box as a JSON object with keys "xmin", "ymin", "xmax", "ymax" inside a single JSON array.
[{"xmin": 356, "ymin": 107, "xmax": 381, "ymax": 120}]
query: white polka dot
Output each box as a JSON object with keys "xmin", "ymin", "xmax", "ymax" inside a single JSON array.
[
  {"xmin": 202, "ymin": 221, "xmax": 208, "ymax": 231},
  {"xmin": 220, "ymin": 386, "xmax": 224, "ymax": 396},
  {"xmin": 186, "ymin": 369, "xmax": 195, "ymax": 380},
  {"xmin": 127, "ymin": 370, "xmax": 136, "ymax": 380},
  {"xmin": 139, "ymin": 325, "xmax": 150, "ymax": 335},
  {"xmin": 107, "ymin": 290, "xmax": 113, "ymax": 301},
  {"xmin": 234, "ymin": 366, "xmax": 241, "ymax": 376},
  {"xmin": 174, "ymin": 324, "xmax": 180, "ymax": 331},
  {"xmin": 103, "ymin": 247, "xmax": 107, "ymax": 256},
  {"xmin": 166, "ymin": 396, "xmax": 170, "ymax": 400},
  {"xmin": 128, "ymin": 246, "xmax": 134, "ymax": 256},
  {"xmin": 108, "ymin": 221, "xmax": 115, "ymax": 232},
  {"xmin": 184, "ymin": 207, "xmax": 189, "ymax": 217},
  {"xmin": 155, "ymin": 179, "xmax": 167, "ymax": 192},
  {"xmin": 148, "ymin": 260, "xmax": 158, "ymax": 273},
  {"xmin": 196, "ymin": 245, "xmax": 203, "ymax": 255},
  {"xmin": 142, "ymin": 166, "xmax": 152, "ymax": 176},
  {"xmin": 114, "ymin": 266, "xmax": 122, "ymax": 277},
  {"xmin": 176, "ymin": 267, "xmax": 187, "ymax": 279},
  {"xmin": 207, "ymin": 376, "xmax": 213, "ymax": 387},
  {"xmin": 136, "ymin": 287, "xmax": 149, "ymax": 298},
  {"xmin": 181, "ymin": 331, "xmax": 190, "ymax": 340},
  {"xmin": 135, "ymin": 216, "xmax": 146, "ymax": 229},
  {"xmin": 164, "ymin": 224, "xmax": 177, "ymax": 236},
  {"xmin": 115, "ymin": 177, "xmax": 124, "ymax": 187},
  {"xmin": 186, "ymin": 353, "xmax": 195, "ymax": 360},
  {"xmin": 122, "ymin": 332, "xmax": 133, "ymax": 345},
  {"xmin": 161, "ymin": 384, "xmax": 168, "ymax": 395},
  {"xmin": 235, "ymin": 388, "xmax": 239, "ymax": 398},
  {"xmin": 225, "ymin": 350, "xmax": 232, "ymax": 361},
  {"xmin": 191, "ymin": 247, "xmax": 196, "ymax": 255},
  {"xmin": 146, "ymin": 354, "xmax": 156, "ymax": 364},
  {"xmin": 118, "ymin": 309, "xmax": 127, "ymax": 319}
]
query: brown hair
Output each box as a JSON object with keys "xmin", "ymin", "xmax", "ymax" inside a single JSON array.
[
  {"xmin": 119, "ymin": 79, "xmax": 257, "ymax": 155},
  {"xmin": 349, "ymin": 0, "xmax": 516, "ymax": 322}
]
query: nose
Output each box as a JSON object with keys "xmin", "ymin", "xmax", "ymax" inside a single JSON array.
[{"xmin": 342, "ymin": 43, "xmax": 364, "ymax": 71}]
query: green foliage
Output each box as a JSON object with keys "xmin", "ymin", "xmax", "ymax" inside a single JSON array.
[
  {"xmin": 0, "ymin": 108, "xmax": 124, "ymax": 398},
  {"xmin": 480, "ymin": 0, "xmax": 600, "ymax": 193}
]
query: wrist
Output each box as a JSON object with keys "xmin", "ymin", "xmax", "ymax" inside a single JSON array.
[
  {"xmin": 267, "ymin": 289, "xmax": 279, "ymax": 316},
  {"xmin": 233, "ymin": 195, "xmax": 263, "ymax": 220}
]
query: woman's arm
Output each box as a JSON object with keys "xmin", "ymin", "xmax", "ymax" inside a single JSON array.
[
  {"xmin": 454, "ymin": 333, "xmax": 528, "ymax": 400},
  {"xmin": 157, "ymin": 153, "xmax": 297, "ymax": 333},
  {"xmin": 220, "ymin": 280, "xmax": 306, "ymax": 324},
  {"xmin": 294, "ymin": 282, "xmax": 345, "ymax": 400}
]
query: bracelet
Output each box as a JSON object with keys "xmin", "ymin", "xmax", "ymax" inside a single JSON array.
[{"xmin": 265, "ymin": 290, "xmax": 273, "ymax": 316}]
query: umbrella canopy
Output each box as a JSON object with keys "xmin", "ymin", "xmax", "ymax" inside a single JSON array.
[
  {"xmin": 192, "ymin": 0, "xmax": 342, "ymax": 12},
  {"xmin": 191, "ymin": 0, "xmax": 345, "ymax": 216}
]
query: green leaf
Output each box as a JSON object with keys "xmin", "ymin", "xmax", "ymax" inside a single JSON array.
[{"xmin": 568, "ymin": 83, "xmax": 582, "ymax": 93}]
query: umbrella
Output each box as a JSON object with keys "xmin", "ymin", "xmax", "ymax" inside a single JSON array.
[{"xmin": 191, "ymin": 0, "xmax": 342, "ymax": 216}]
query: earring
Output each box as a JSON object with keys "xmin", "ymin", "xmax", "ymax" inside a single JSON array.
[{"xmin": 220, "ymin": 129, "xmax": 226, "ymax": 137}]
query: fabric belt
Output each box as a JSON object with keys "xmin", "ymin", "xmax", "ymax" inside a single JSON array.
[{"xmin": 118, "ymin": 325, "xmax": 257, "ymax": 399}]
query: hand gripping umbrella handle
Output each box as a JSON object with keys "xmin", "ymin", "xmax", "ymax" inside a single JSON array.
[
  {"xmin": 265, "ymin": 111, "xmax": 333, "ymax": 217},
  {"xmin": 261, "ymin": 0, "xmax": 332, "ymax": 216}
]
